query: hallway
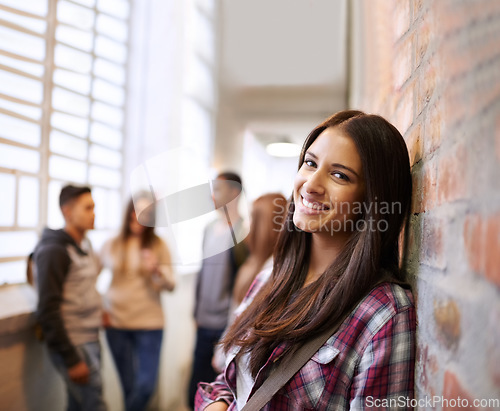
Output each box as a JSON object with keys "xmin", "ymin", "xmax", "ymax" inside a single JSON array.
[{"xmin": 0, "ymin": 0, "xmax": 500, "ymax": 409}]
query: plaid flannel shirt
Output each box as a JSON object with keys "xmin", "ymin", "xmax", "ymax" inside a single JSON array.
[{"xmin": 195, "ymin": 269, "xmax": 416, "ymax": 410}]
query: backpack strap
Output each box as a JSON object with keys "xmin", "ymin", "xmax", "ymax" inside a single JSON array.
[{"xmin": 241, "ymin": 308, "xmax": 351, "ymax": 411}]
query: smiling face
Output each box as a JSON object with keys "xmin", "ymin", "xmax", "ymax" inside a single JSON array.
[{"xmin": 293, "ymin": 126, "xmax": 365, "ymax": 234}]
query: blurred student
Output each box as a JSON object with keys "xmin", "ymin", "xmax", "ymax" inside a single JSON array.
[
  {"xmin": 100, "ymin": 195, "xmax": 175, "ymax": 411},
  {"xmin": 232, "ymin": 193, "xmax": 287, "ymax": 305},
  {"xmin": 211, "ymin": 193, "xmax": 287, "ymax": 374},
  {"xmin": 33, "ymin": 185, "xmax": 105, "ymax": 411},
  {"xmin": 188, "ymin": 172, "xmax": 249, "ymax": 409}
]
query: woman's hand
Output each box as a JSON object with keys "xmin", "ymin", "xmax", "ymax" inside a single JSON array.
[
  {"xmin": 140, "ymin": 249, "xmax": 159, "ymax": 274},
  {"xmin": 141, "ymin": 249, "xmax": 176, "ymax": 291},
  {"xmin": 204, "ymin": 401, "xmax": 229, "ymax": 411}
]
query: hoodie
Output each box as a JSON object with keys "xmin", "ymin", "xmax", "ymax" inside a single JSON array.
[{"xmin": 33, "ymin": 228, "xmax": 102, "ymax": 368}]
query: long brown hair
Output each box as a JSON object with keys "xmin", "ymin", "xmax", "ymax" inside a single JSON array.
[
  {"xmin": 221, "ymin": 110, "xmax": 413, "ymax": 377},
  {"xmin": 111, "ymin": 194, "xmax": 159, "ymax": 272}
]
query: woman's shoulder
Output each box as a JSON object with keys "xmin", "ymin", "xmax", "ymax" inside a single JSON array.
[
  {"xmin": 346, "ymin": 282, "xmax": 415, "ymax": 337},
  {"xmin": 366, "ymin": 282, "xmax": 414, "ymax": 312}
]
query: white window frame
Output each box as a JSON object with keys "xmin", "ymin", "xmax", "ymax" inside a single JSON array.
[{"xmin": 0, "ymin": 0, "xmax": 131, "ymax": 285}]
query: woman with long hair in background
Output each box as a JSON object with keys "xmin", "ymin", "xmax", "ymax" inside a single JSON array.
[
  {"xmin": 195, "ymin": 110, "xmax": 416, "ymax": 410},
  {"xmin": 100, "ymin": 194, "xmax": 175, "ymax": 411},
  {"xmin": 232, "ymin": 192, "xmax": 287, "ymax": 305}
]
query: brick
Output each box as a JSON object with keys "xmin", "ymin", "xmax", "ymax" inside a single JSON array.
[
  {"xmin": 422, "ymin": 216, "xmax": 445, "ymax": 269},
  {"xmin": 411, "ymin": 168, "xmax": 423, "ymax": 214},
  {"xmin": 417, "ymin": 59, "xmax": 437, "ymax": 115},
  {"xmin": 488, "ymin": 306, "xmax": 500, "ymax": 388},
  {"xmin": 437, "ymin": 143, "xmax": 467, "ymax": 204},
  {"xmin": 438, "ymin": 10, "xmax": 500, "ymax": 86},
  {"xmin": 416, "ymin": 20, "xmax": 431, "ymax": 68},
  {"xmin": 423, "ymin": 102, "xmax": 442, "ymax": 153},
  {"xmin": 466, "ymin": 22, "xmax": 500, "ymax": 73},
  {"xmin": 442, "ymin": 371, "xmax": 477, "ymax": 410},
  {"xmin": 442, "ymin": 81, "xmax": 468, "ymax": 128},
  {"xmin": 440, "ymin": 41, "xmax": 469, "ymax": 82},
  {"xmin": 410, "ymin": 163, "xmax": 437, "ymax": 215},
  {"xmin": 406, "ymin": 214, "xmax": 422, "ymax": 265},
  {"xmin": 476, "ymin": 58, "xmax": 500, "ymax": 117},
  {"xmin": 412, "ymin": 0, "xmax": 425, "ymax": 21},
  {"xmin": 417, "ymin": 344, "xmax": 439, "ymax": 392},
  {"xmin": 393, "ymin": 86, "xmax": 414, "ymax": 135},
  {"xmin": 393, "ymin": 0, "xmax": 410, "ymax": 41},
  {"xmin": 422, "ymin": 160, "xmax": 437, "ymax": 211},
  {"xmin": 436, "ymin": 1, "xmax": 480, "ymax": 37},
  {"xmin": 434, "ymin": 300, "xmax": 460, "ymax": 349},
  {"xmin": 464, "ymin": 213, "xmax": 500, "ymax": 288},
  {"xmin": 406, "ymin": 123, "xmax": 423, "ymax": 167},
  {"xmin": 393, "ymin": 33, "xmax": 414, "ymax": 91},
  {"xmin": 464, "ymin": 214, "xmax": 482, "ymax": 271},
  {"xmin": 484, "ymin": 216, "xmax": 500, "ymax": 286},
  {"xmin": 496, "ymin": 113, "xmax": 500, "ymax": 161}
]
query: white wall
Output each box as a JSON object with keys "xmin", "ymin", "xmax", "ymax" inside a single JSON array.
[{"xmin": 241, "ymin": 129, "xmax": 297, "ymax": 202}]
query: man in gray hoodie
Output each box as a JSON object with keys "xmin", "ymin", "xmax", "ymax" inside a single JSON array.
[{"xmin": 33, "ymin": 185, "xmax": 105, "ymax": 411}]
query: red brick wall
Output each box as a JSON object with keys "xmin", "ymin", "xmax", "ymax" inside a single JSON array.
[{"xmin": 352, "ymin": 0, "xmax": 500, "ymax": 407}]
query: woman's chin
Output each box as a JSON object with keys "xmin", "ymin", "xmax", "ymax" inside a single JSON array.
[
  {"xmin": 292, "ymin": 216, "xmax": 305, "ymax": 232},
  {"xmin": 293, "ymin": 216, "xmax": 317, "ymax": 233}
]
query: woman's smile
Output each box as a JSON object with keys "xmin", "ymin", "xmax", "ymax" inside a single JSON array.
[
  {"xmin": 293, "ymin": 126, "xmax": 365, "ymax": 234},
  {"xmin": 297, "ymin": 194, "xmax": 331, "ymax": 214}
]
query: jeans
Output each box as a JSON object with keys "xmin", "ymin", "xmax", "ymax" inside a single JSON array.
[
  {"xmin": 188, "ymin": 326, "xmax": 225, "ymax": 410},
  {"xmin": 105, "ymin": 328, "xmax": 163, "ymax": 411},
  {"xmin": 48, "ymin": 341, "xmax": 106, "ymax": 411}
]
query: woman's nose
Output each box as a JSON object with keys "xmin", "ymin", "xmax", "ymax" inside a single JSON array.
[{"xmin": 303, "ymin": 170, "xmax": 325, "ymax": 195}]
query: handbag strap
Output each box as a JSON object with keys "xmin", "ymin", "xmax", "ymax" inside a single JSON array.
[{"xmin": 241, "ymin": 308, "xmax": 352, "ymax": 411}]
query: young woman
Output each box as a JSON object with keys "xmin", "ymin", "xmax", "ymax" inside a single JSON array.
[
  {"xmin": 195, "ymin": 110, "xmax": 416, "ymax": 410},
  {"xmin": 100, "ymin": 195, "xmax": 175, "ymax": 411}
]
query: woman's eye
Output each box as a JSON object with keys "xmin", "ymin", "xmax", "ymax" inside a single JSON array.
[
  {"xmin": 332, "ymin": 171, "xmax": 349, "ymax": 181},
  {"xmin": 304, "ymin": 159, "xmax": 316, "ymax": 167}
]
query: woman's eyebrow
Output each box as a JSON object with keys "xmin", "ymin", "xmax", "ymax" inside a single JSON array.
[{"xmin": 305, "ymin": 151, "xmax": 361, "ymax": 178}]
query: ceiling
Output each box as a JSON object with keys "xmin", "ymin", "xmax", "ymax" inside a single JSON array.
[
  {"xmin": 218, "ymin": 0, "xmax": 348, "ymax": 145},
  {"xmin": 220, "ymin": 0, "xmax": 348, "ymax": 89}
]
